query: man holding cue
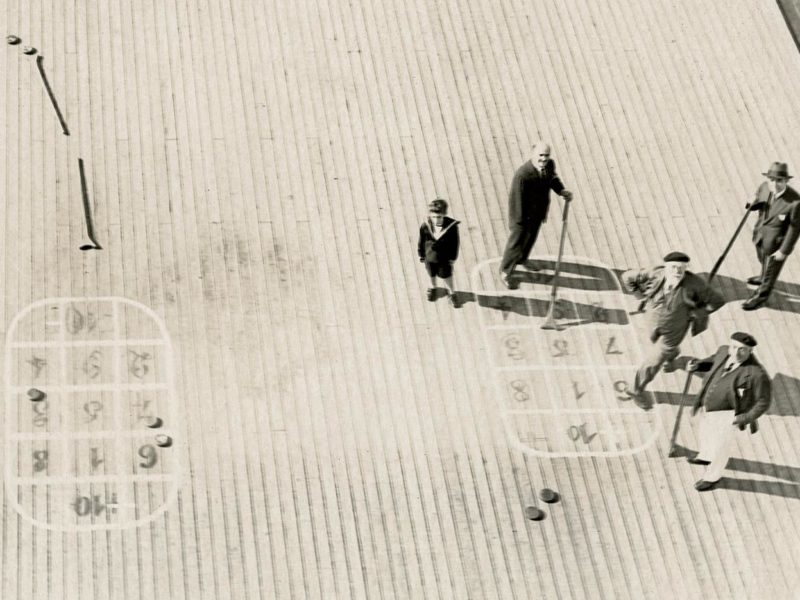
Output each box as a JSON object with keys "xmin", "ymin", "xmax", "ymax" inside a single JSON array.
[
  {"xmin": 742, "ymin": 161, "xmax": 800, "ymax": 311},
  {"xmin": 621, "ymin": 252, "xmax": 724, "ymax": 408},
  {"xmin": 685, "ymin": 332, "xmax": 772, "ymax": 491},
  {"xmin": 499, "ymin": 142, "xmax": 573, "ymax": 288}
]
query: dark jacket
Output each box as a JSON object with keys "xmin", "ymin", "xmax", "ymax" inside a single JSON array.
[
  {"xmin": 418, "ymin": 217, "xmax": 460, "ymax": 264},
  {"xmin": 507, "ymin": 159, "xmax": 565, "ymax": 227},
  {"xmin": 751, "ymin": 182, "xmax": 800, "ymax": 255},
  {"xmin": 621, "ymin": 267, "xmax": 724, "ymax": 343},
  {"xmin": 692, "ymin": 345, "xmax": 771, "ymax": 433}
]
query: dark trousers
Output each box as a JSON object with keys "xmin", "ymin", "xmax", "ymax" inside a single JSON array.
[
  {"xmin": 753, "ymin": 244, "xmax": 786, "ymax": 300},
  {"xmin": 500, "ymin": 222, "xmax": 542, "ymax": 275}
]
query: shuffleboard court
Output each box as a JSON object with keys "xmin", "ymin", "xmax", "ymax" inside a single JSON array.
[
  {"xmin": 473, "ymin": 255, "xmax": 660, "ymax": 457},
  {"xmin": 5, "ymin": 298, "xmax": 180, "ymax": 531}
]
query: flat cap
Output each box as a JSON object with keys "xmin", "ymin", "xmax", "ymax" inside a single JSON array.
[
  {"xmin": 731, "ymin": 331, "xmax": 757, "ymax": 347},
  {"xmin": 663, "ymin": 251, "xmax": 690, "ymax": 263},
  {"xmin": 428, "ymin": 198, "xmax": 448, "ymax": 214}
]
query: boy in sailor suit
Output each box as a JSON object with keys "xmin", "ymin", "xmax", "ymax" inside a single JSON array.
[{"xmin": 418, "ymin": 199, "xmax": 460, "ymax": 307}]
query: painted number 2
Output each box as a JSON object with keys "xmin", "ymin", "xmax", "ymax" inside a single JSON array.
[{"xmin": 550, "ymin": 339, "xmax": 570, "ymax": 357}]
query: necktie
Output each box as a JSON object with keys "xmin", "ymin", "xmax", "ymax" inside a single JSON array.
[{"xmin": 723, "ymin": 362, "xmax": 735, "ymax": 374}]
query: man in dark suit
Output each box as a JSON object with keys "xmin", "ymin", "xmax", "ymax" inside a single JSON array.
[
  {"xmin": 499, "ymin": 142, "xmax": 572, "ymax": 288},
  {"xmin": 742, "ymin": 162, "xmax": 800, "ymax": 310},
  {"xmin": 685, "ymin": 332, "xmax": 772, "ymax": 491},
  {"xmin": 621, "ymin": 252, "xmax": 724, "ymax": 408}
]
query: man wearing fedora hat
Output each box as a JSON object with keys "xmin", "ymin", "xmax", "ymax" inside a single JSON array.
[
  {"xmin": 742, "ymin": 161, "xmax": 800, "ymax": 311},
  {"xmin": 685, "ymin": 332, "xmax": 772, "ymax": 491},
  {"xmin": 621, "ymin": 251, "xmax": 724, "ymax": 408}
]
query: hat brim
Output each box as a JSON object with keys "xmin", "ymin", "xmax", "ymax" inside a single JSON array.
[{"xmin": 762, "ymin": 172, "xmax": 793, "ymax": 179}]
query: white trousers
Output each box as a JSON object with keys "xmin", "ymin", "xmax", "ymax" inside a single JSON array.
[{"xmin": 697, "ymin": 408, "xmax": 737, "ymax": 482}]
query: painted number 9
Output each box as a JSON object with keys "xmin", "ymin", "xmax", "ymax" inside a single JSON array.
[{"xmin": 138, "ymin": 444, "xmax": 158, "ymax": 469}]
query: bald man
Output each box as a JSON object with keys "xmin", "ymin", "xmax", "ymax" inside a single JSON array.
[{"xmin": 499, "ymin": 143, "xmax": 573, "ymax": 287}]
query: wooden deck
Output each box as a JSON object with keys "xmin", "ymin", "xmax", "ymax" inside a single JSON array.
[{"xmin": 2, "ymin": 0, "xmax": 800, "ymax": 598}]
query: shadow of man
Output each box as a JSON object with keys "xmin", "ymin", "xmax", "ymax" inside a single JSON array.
[
  {"xmin": 713, "ymin": 477, "xmax": 800, "ymax": 499},
  {"xmin": 516, "ymin": 260, "xmax": 620, "ymax": 291},
  {"xmin": 694, "ymin": 272, "xmax": 800, "ymax": 314}
]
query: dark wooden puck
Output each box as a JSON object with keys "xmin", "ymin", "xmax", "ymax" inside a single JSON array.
[
  {"xmin": 27, "ymin": 388, "xmax": 46, "ymax": 402},
  {"xmin": 6, "ymin": 35, "xmax": 21, "ymax": 45},
  {"xmin": 145, "ymin": 416, "xmax": 164, "ymax": 429},
  {"xmin": 155, "ymin": 434, "xmax": 173, "ymax": 448},
  {"xmin": 524, "ymin": 506, "xmax": 545, "ymax": 521},
  {"xmin": 539, "ymin": 488, "xmax": 559, "ymax": 503}
]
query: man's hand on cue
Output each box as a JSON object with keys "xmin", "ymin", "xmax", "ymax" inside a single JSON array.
[{"xmin": 770, "ymin": 250, "xmax": 787, "ymax": 261}]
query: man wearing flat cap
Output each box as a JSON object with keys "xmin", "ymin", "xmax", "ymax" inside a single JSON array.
[
  {"xmin": 621, "ymin": 252, "xmax": 724, "ymax": 407},
  {"xmin": 743, "ymin": 161, "xmax": 800, "ymax": 310},
  {"xmin": 499, "ymin": 142, "xmax": 573, "ymax": 287},
  {"xmin": 685, "ymin": 332, "xmax": 772, "ymax": 491}
]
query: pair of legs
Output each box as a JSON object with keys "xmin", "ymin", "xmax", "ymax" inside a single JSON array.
[
  {"xmin": 425, "ymin": 261, "xmax": 457, "ymax": 303},
  {"xmin": 745, "ymin": 243, "xmax": 786, "ymax": 306},
  {"xmin": 695, "ymin": 408, "xmax": 737, "ymax": 483},
  {"xmin": 500, "ymin": 221, "xmax": 543, "ymax": 276},
  {"xmin": 632, "ymin": 338, "xmax": 680, "ymax": 394}
]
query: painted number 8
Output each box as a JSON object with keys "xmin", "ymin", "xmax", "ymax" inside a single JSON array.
[{"xmin": 509, "ymin": 380, "xmax": 529, "ymax": 402}]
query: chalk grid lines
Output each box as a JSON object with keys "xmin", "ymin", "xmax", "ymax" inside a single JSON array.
[{"xmin": 1, "ymin": 0, "xmax": 800, "ymax": 598}]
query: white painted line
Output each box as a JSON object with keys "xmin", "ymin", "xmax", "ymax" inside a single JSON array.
[
  {"xmin": 494, "ymin": 364, "xmax": 638, "ymax": 371},
  {"xmin": 502, "ymin": 408, "xmax": 653, "ymax": 415},
  {"xmin": 11, "ymin": 429, "xmax": 175, "ymax": 441},
  {"xmin": 14, "ymin": 473, "xmax": 175, "ymax": 485},
  {"xmin": 9, "ymin": 383, "xmax": 169, "ymax": 393},
  {"xmin": 9, "ymin": 338, "xmax": 166, "ymax": 349}
]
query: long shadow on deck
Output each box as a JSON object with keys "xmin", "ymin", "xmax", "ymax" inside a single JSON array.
[
  {"xmin": 653, "ymin": 373, "xmax": 800, "ymax": 417},
  {"xmin": 513, "ymin": 260, "xmax": 621, "ymax": 291},
  {"xmin": 714, "ymin": 477, "xmax": 800, "ymax": 499},
  {"xmin": 473, "ymin": 261, "xmax": 630, "ymax": 325},
  {"xmin": 669, "ymin": 446, "xmax": 800, "ymax": 499},
  {"xmin": 696, "ymin": 272, "xmax": 800, "ymax": 314},
  {"xmin": 726, "ymin": 456, "xmax": 800, "ymax": 483}
]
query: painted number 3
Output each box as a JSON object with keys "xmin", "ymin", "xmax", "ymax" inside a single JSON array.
[{"xmin": 503, "ymin": 334, "xmax": 525, "ymax": 360}]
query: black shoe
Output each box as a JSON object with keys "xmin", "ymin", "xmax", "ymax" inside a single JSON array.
[
  {"xmin": 448, "ymin": 292, "xmax": 460, "ymax": 308},
  {"xmin": 687, "ymin": 457, "xmax": 711, "ymax": 466},
  {"xmin": 742, "ymin": 296, "xmax": 766, "ymax": 311},
  {"xmin": 694, "ymin": 479, "xmax": 719, "ymax": 492},
  {"xmin": 426, "ymin": 288, "xmax": 436, "ymax": 302},
  {"xmin": 500, "ymin": 271, "xmax": 514, "ymax": 289},
  {"xmin": 746, "ymin": 276, "xmax": 762, "ymax": 286}
]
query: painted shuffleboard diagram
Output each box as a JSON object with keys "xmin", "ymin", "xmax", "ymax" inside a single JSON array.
[
  {"xmin": 473, "ymin": 256, "xmax": 660, "ymax": 457},
  {"xmin": 4, "ymin": 298, "xmax": 181, "ymax": 531}
]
